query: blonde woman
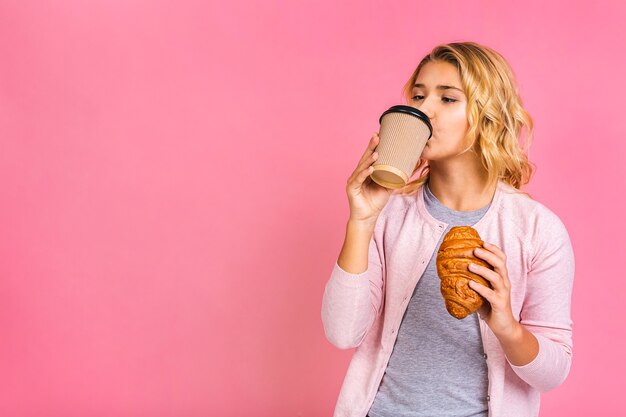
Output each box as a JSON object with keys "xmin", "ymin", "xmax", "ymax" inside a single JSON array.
[{"xmin": 321, "ymin": 42, "xmax": 575, "ymax": 417}]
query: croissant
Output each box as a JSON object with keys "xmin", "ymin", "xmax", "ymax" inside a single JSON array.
[{"xmin": 436, "ymin": 226, "xmax": 493, "ymax": 319}]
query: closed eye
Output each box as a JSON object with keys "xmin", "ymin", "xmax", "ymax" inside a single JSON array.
[{"xmin": 411, "ymin": 95, "xmax": 457, "ymax": 103}]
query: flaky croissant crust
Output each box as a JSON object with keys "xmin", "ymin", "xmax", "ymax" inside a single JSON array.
[{"xmin": 436, "ymin": 226, "xmax": 494, "ymax": 319}]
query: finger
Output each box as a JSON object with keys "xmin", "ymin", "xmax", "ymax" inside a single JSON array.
[
  {"xmin": 483, "ymin": 243, "xmax": 512, "ymax": 288},
  {"xmin": 357, "ymin": 165, "xmax": 375, "ymax": 183},
  {"xmin": 469, "ymin": 279, "xmax": 495, "ymax": 302},
  {"xmin": 348, "ymin": 164, "xmax": 374, "ymax": 189},
  {"xmin": 468, "ymin": 263, "xmax": 504, "ymax": 291},
  {"xmin": 474, "ymin": 247, "xmax": 507, "ymax": 275},
  {"xmin": 358, "ymin": 133, "xmax": 379, "ymax": 162},
  {"xmin": 353, "ymin": 152, "xmax": 378, "ymax": 184},
  {"xmin": 368, "ymin": 132, "xmax": 379, "ymax": 150},
  {"xmin": 348, "ymin": 140, "xmax": 374, "ymax": 181},
  {"xmin": 356, "ymin": 134, "xmax": 380, "ymax": 169},
  {"xmin": 483, "ymin": 242, "xmax": 506, "ymax": 259}
]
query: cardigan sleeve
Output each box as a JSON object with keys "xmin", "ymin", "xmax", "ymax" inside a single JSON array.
[
  {"xmin": 321, "ymin": 223, "xmax": 385, "ymax": 350},
  {"xmin": 507, "ymin": 207, "xmax": 575, "ymax": 392}
]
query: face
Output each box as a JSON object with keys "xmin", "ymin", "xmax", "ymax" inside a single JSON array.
[{"xmin": 411, "ymin": 60, "xmax": 473, "ymax": 161}]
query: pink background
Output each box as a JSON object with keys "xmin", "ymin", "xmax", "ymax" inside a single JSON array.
[{"xmin": 1, "ymin": 1, "xmax": 624, "ymax": 415}]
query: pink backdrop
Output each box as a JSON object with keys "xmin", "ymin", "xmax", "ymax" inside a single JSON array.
[{"xmin": 1, "ymin": 1, "xmax": 624, "ymax": 415}]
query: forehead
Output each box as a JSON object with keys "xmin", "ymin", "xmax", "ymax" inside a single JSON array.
[{"xmin": 414, "ymin": 61, "xmax": 462, "ymax": 86}]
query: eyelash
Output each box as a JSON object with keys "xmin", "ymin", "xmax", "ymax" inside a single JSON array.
[{"xmin": 411, "ymin": 95, "xmax": 457, "ymax": 103}]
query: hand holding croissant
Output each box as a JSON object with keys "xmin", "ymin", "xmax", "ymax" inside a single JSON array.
[
  {"xmin": 436, "ymin": 226, "xmax": 519, "ymax": 338},
  {"xmin": 436, "ymin": 226, "xmax": 493, "ymax": 319}
]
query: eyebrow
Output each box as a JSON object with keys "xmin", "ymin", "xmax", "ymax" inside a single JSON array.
[{"xmin": 413, "ymin": 83, "xmax": 464, "ymax": 94}]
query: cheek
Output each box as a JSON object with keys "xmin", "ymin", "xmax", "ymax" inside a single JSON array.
[
  {"xmin": 451, "ymin": 107, "xmax": 469, "ymax": 128},
  {"xmin": 436, "ymin": 108, "xmax": 467, "ymax": 134},
  {"xmin": 446, "ymin": 114, "xmax": 469, "ymax": 144}
]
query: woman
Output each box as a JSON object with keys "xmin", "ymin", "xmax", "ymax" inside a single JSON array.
[{"xmin": 321, "ymin": 42, "xmax": 575, "ymax": 417}]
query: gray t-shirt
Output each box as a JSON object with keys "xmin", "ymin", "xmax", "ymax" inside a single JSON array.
[{"xmin": 368, "ymin": 181, "xmax": 491, "ymax": 417}]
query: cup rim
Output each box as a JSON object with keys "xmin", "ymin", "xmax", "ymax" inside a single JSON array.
[{"xmin": 379, "ymin": 105, "xmax": 433, "ymax": 139}]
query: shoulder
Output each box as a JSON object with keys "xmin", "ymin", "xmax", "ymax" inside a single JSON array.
[
  {"xmin": 497, "ymin": 182, "xmax": 569, "ymax": 234},
  {"xmin": 502, "ymin": 184, "xmax": 574, "ymax": 271},
  {"xmin": 497, "ymin": 183, "xmax": 574, "ymax": 262}
]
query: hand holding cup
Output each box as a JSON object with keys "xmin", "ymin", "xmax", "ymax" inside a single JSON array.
[{"xmin": 345, "ymin": 133, "xmax": 394, "ymax": 227}]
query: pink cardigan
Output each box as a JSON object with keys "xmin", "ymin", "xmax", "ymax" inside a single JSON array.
[{"xmin": 321, "ymin": 181, "xmax": 575, "ymax": 417}]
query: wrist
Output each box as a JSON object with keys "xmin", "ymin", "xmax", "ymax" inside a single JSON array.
[
  {"xmin": 494, "ymin": 319, "xmax": 523, "ymax": 344},
  {"xmin": 495, "ymin": 320, "xmax": 540, "ymax": 367},
  {"xmin": 347, "ymin": 218, "xmax": 377, "ymax": 232}
]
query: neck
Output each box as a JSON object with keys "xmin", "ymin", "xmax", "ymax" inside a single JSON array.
[{"xmin": 427, "ymin": 154, "xmax": 497, "ymax": 212}]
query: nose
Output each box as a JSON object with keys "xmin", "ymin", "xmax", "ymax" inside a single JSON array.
[
  {"xmin": 416, "ymin": 99, "xmax": 435, "ymax": 120},
  {"xmin": 421, "ymin": 107, "xmax": 434, "ymax": 121}
]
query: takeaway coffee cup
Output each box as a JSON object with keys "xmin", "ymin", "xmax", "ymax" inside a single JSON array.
[{"xmin": 370, "ymin": 105, "xmax": 433, "ymax": 189}]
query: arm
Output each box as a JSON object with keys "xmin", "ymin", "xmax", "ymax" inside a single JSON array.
[
  {"xmin": 321, "ymin": 219, "xmax": 385, "ymax": 349},
  {"xmin": 508, "ymin": 210, "xmax": 575, "ymax": 392},
  {"xmin": 469, "ymin": 208, "xmax": 575, "ymax": 391},
  {"xmin": 493, "ymin": 321, "xmax": 539, "ymax": 367}
]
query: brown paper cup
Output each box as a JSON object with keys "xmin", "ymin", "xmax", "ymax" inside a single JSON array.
[{"xmin": 370, "ymin": 105, "xmax": 432, "ymax": 189}]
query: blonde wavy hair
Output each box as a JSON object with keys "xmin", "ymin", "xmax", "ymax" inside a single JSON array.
[{"xmin": 393, "ymin": 41, "xmax": 536, "ymax": 199}]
